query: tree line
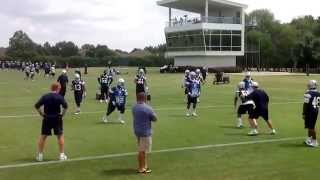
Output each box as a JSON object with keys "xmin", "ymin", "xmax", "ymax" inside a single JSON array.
[
  {"xmin": 246, "ymin": 9, "xmax": 320, "ymax": 71},
  {"xmin": 3, "ymin": 30, "xmax": 171, "ymax": 67},
  {"xmin": 2, "ymin": 9, "xmax": 320, "ymax": 69}
]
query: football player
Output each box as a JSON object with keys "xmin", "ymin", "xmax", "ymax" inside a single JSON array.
[
  {"xmin": 30, "ymin": 64, "xmax": 36, "ymax": 81},
  {"xmin": 195, "ymin": 69, "xmax": 204, "ymax": 83},
  {"xmin": 71, "ymin": 74, "xmax": 86, "ymax": 114},
  {"xmin": 98, "ymin": 70, "xmax": 113, "ymax": 103},
  {"xmin": 44, "ymin": 63, "xmax": 50, "ymax": 77},
  {"xmin": 303, "ymin": 80, "xmax": 320, "ymax": 147},
  {"xmin": 102, "ymin": 78, "xmax": 128, "ymax": 124},
  {"xmin": 246, "ymin": 82, "xmax": 276, "ymax": 136},
  {"xmin": 135, "ymin": 69, "xmax": 148, "ymax": 95},
  {"xmin": 234, "ymin": 81, "xmax": 255, "ymax": 128},
  {"xmin": 195, "ymin": 69, "xmax": 204, "ymax": 102},
  {"xmin": 243, "ymin": 72, "xmax": 253, "ymax": 93},
  {"xmin": 35, "ymin": 62, "xmax": 40, "ymax": 74},
  {"xmin": 24, "ymin": 63, "xmax": 30, "ymax": 80},
  {"xmin": 50, "ymin": 65, "xmax": 56, "ymax": 77},
  {"xmin": 186, "ymin": 72, "xmax": 201, "ymax": 117},
  {"xmin": 182, "ymin": 69, "xmax": 191, "ymax": 102},
  {"xmin": 57, "ymin": 70, "xmax": 69, "ymax": 97}
]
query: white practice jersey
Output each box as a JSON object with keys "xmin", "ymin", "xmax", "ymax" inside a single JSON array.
[{"xmin": 235, "ymin": 89, "xmax": 255, "ymax": 110}]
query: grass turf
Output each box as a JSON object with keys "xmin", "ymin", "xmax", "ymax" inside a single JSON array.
[{"xmin": 0, "ymin": 67, "xmax": 318, "ymax": 180}]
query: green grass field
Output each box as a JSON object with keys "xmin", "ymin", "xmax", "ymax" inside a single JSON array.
[{"xmin": 0, "ymin": 67, "xmax": 319, "ymax": 180}]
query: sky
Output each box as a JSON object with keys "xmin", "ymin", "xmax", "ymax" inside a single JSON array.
[{"xmin": 0, "ymin": 0, "xmax": 320, "ymax": 51}]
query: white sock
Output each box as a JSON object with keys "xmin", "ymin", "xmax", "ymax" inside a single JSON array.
[
  {"xmin": 118, "ymin": 112, "xmax": 123, "ymax": 121},
  {"xmin": 238, "ymin": 118, "xmax": 242, "ymax": 124}
]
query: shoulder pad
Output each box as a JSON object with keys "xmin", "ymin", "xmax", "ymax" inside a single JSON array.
[{"xmin": 304, "ymin": 93, "xmax": 312, "ymax": 103}]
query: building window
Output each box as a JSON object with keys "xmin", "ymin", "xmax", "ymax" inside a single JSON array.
[{"xmin": 165, "ymin": 29, "xmax": 242, "ymax": 52}]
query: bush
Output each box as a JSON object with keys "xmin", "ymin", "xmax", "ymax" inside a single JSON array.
[{"xmin": 15, "ymin": 55, "xmax": 173, "ymax": 68}]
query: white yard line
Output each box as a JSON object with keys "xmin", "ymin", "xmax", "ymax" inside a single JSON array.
[
  {"xmin": 0, "ymin": 102, "xmax": 301, "ymax": 119},
  {"xmin": 0, "ymin": 137, "xmax": 303, "ymax": 170}
]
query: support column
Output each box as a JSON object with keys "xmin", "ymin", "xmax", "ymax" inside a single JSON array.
[
  {"xmin": 169, "ymin": 8, "xmax": 172, "ymax": 27},
  {"xmin": 205, "ymin": 0, "xmax": 209, "ymax": 22}
]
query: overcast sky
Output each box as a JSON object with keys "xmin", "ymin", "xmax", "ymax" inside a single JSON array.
[{"xmin": 0, "ymin": 0, "xmax": 320, "ymax": 51}]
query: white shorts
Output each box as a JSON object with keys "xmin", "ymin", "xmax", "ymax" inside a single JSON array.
[{"xmin": 137, "ymin": 136, "xmax": 152, "ymax": 153}]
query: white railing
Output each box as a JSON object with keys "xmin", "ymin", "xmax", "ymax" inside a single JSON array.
[{"xmin": 167, "ymin": 16, "xmax": 241, "ymax": 27}]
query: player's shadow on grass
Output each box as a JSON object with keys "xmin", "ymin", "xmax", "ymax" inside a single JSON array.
[
  {"xmin": 219, "ymin": 125, "xmax": 240, "ymax": 130},
  {"xmin": 278, "ymin": 142, "xmax": 307, "ymax": 148},
  {"xmin": 101, "ymin": 168, "xmax": 137, "ymax": 176},
  {"xmin": 96, "ymin": 122, "xmax": 125, "ymax": 125}
]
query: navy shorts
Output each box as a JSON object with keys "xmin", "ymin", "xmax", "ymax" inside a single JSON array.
[
  {"xmin": 100, "ymin": 86, "xmax": 109, "ymax": 97},
  {"xmin": 41, "ymin": 116, "xmax": 63, "ymax": 136},
  {"xmin": 304, "ymin": 113, "xmax": 318, "ymax": 129},
  {"xmin": 107, "ymin": 103, "xmax": 125, "ymax": 115},
  {"xmin": 74, "ymin": 92, "xmax": 83, "ymax": 106},
  {"xmin": 136, "ymin": 88, "xmax": 145, "ymax": 94},
  {"xmin": 238, "ymin": 104, "xmax": 254, "ymax": 115},
  {"xmin": 188, "ymin": 96, "xmax": 197, "ymax": 104},
  {"xmin": 249, "ymin": 108, "xmax": 269, "ymax": 121},
  {"xmin": 59, "ymin": 86, "xmax": 66, "ymax": 97}
]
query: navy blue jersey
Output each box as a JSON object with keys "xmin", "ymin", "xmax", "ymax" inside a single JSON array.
[
  {"xmin": 246, "ymin": 89, "xmax": 269, "ymax": 110},
  {"xmin": 135, "ymin": 75, "xmax": 146, "ymax": 92},
  {"xmin": 236, "ymin": 88, "xmax": 248, "ymax": 104},
  {"xmin": 72, "ymin": 80, "xmax": 85, "ymax": 94},
  {"xmin": 303, "ymin": 90, "xmax": 320, "ymax": 116},
  {"xmin": 187, "ymin": 80, "xmax": 201, "ymax": 98},
  {"xmin": 57, "ymin": 74, "xmax": 69, "ymax": 87},
  {"xmin": 109, "ymin": 86, "xmax": 128, "ymax": 106},
  {"xmin": 99, "ymin": 74, "xmax": 113, "ymax": 87},
  {"xmin": 243, "ymin": 78, "xmax": 253, "ymax": 92},
  {"xmin": 35, "ymin": 93, "xmax": 68, "ymax": 117},
  {"xmin": 184, "ymin": 75, "xmax": 191, "ymax": 87}
]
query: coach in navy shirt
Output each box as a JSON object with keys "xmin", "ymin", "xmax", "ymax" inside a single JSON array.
[
  {"xmin": 246, "ymin": 82, "xmax": 276, "ymax": 136},
  {"xmin": 34, "ymin": 82, "xmax": 68, "ymax": 162},
  {"xmin": 57, "ymin": 69, "xmax": 69, "ymax": 97}
]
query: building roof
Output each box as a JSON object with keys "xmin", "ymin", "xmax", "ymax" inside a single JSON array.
[{"xmin": 157, "ymin": 0, "xmax": 247, "ymax": 13}]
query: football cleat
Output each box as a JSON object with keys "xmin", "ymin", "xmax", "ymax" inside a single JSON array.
[
  {"xmin": 311, "ymin": 141, "xmax": 319, "ymax": 147},
  {"xmin": 59, "ymin": 153, "xmax": 68, "ymax": 161},
  {"xmin": 237, "ymin": 124, "xmax": 244, "ymax": 128},
  {"xmin": 270, "ymin": 129, "xmax": 276, "ymax": 135},
  {"xmin": 36, "ymin": 153, "xmax": 43, "ymax": 162},
  {"xmin": 186, "ymin": 113, "xmax": 191, "ymax": 117},
  {"xmin": 306, "ymin": 140, "xmax": 319, "ymax": 148},
  {"xmin": 248, "ymin": 129, "xmax": 259, "ymax": 136},
  {"xmin": 102, "ymin": 116, "xmax": 108, "ymax": 123},
  {"xmin": 192, "ymin": 112, "xmax": 198, "ymax": 117}
]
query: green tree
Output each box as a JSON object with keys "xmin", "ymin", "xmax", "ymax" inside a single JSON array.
[
  {"xmin": 81, "ymin": 44, "xmax": 96, "ymax": 57},
  {"xmin": 6, "ymin": 30, "xmax": 38, "ymax": 59},
  {"xmin": 95, "ymin": 45, "xmax": 115, "ymax": 58},
  {"xmin": 53, "ymin": 41, "xmax": 79, "ymax": 57}
]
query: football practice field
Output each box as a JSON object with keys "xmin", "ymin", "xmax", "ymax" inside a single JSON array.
[{"xmin": 0, "ymin": 67, "xmax": 319, "ymax": 180}]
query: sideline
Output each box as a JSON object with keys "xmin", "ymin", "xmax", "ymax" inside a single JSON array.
[{"xmin": 0, "ymin": 137, "xmax": 303, "ymax": 170}]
